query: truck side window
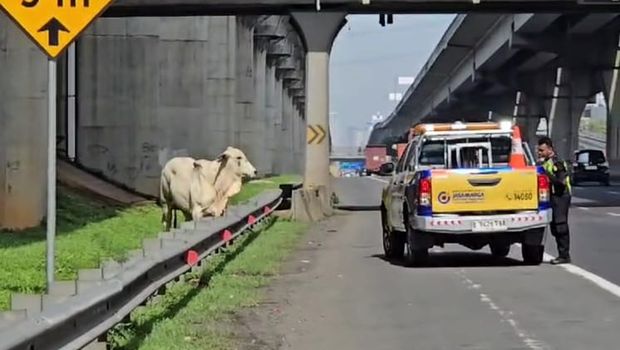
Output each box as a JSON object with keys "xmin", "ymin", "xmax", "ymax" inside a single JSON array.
[
  {"xmin": 396, "ymin": 143, "xmax": 411, "ymax": 172},
  {"xmin": 404, "ymin": 141, "xmax": 417, "ymax": 171}
]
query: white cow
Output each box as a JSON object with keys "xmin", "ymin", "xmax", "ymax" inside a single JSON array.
[
  {"xmin": 196, "ymin": 146, "xmax": 258, "ymax": 216},
  {"xmin": 160, "ymin": 157, "xmax": 218, "ymax": 231}
]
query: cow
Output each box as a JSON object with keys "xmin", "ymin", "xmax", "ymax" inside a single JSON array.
[
  {"xmin": 198, "ymin": 146, "xmax": 258, "ymax": 216},
  {"xmin": 159, "ymin": 157, "xmax": 218, "ymax": 231}
]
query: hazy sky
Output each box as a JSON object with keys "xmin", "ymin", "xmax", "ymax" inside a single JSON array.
[{"xmin": 329, "ymin": 14, "xmax": 456, "ymax": 147}]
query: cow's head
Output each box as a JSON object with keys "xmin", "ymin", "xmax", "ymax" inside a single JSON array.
[{"xmin": 217, "ymin": 146, "xmax": 257, "ymax": 178}]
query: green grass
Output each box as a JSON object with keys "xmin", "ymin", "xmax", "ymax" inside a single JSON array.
[
  {"xmin": 107, "ymin": 217, "xmax": 307, "ymax": 350},
  {"xmin": 0, "ymin": 186, "xmax": 161, "ymax": 310},
  {"xmin": 0, "ymin": 174, "xmax": 301, "ymax": 311}
]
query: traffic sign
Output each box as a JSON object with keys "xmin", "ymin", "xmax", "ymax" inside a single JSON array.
[
  {"xmin": 0, "ymin": 0, "xmax": 115, "ymax": 59},
  {"xmin": 307, "ymin": 124, "xmax": 326, "ymax": 145}
]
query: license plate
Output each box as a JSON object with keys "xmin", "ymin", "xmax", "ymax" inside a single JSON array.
[
  {"xmin": 586, "ymin": 165, "xmax": 597, "ymax": 170},
  {"xmin": 471, "ymin": 219, "xmax": 507, "ymax": 232}
]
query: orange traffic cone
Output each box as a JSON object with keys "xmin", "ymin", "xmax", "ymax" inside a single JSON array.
[{"xmin": 509, "ymin": 125, "xmax": 527, "ymax": 168}]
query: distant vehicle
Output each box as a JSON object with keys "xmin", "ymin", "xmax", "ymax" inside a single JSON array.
[
  {"xmin": 380, "ymin": 121, "xmax": 551, "ymax": 266},
  {"xmin": 571, "ymin": 149, "xmax": 610, "ymax": 186},
  {"xmin": 364, "ymin": 144, "xmax": 389, "ymax": 175}
]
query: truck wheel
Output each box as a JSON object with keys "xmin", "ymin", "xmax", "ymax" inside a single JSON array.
[
  {"xmin": 521, "ymin": 244, "xmax": 544, "ymax": 265},
  {"xmin": 405, "ymin": 226, "xmax": 429, "ymax": 267},
  {"xmin": 490, "ymin": 243, "xmax": 511, "ymax": 257},
  {"xmin": 382, "ymin": 207, "xmax": 404, "ymax": 260}
]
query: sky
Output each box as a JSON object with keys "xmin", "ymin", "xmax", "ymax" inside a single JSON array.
[{"xmin": 329, "ymin": 14, "xmax": 456, "ymax": 148}]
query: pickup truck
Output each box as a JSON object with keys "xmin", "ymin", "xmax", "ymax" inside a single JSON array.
[{"xmin": 380, "ymin": 121, "xmax": 551, "ymax": 266}]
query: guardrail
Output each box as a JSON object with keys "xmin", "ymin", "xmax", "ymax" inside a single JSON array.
[{"xmin": 0, "ymin": 189, "xmax": 286, "ymax": 350}]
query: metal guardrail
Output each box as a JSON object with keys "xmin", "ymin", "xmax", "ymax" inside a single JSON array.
[{"xmin": 0, "ymin": 189, "xmax": 285, "ymax": 350}]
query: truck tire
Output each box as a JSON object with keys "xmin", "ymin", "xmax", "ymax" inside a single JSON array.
[
  {"xmin": 490, "ymin": 243, "xmax": 511, "ymax": 257},
  {"xmin": 521, "ymin": 244, "xmax": 544, "ymax": 265},
  {"xmin": 382, "ymin": 206, "xmax": 405, "ymax": 260},
  {"xmin": 405, "ymin": 225, "xmax": 429, "ymax": 267}
]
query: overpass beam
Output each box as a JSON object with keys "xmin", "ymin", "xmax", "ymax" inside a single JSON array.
[{"xmin": 290, "ymin": 12, "xmax": 346, "ymax": 217}]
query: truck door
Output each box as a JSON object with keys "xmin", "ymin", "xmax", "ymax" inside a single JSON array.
[{"xmin": 390, "ymin": 141, "xmax": 416, "ymax": 231}]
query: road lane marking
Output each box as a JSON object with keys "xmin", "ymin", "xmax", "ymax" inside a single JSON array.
[
  {"xmin": 513, "ymin": 243, "xmax": 620, "ymax": 299},
  {"xmin": 607, "ymin": 212, "xmax": 620, "ymax": 217},
  {"xmin": 577, "ymin": 207, "xmax": 590, "ymax": 211},
  {"xmin": 457, "ymin": 270, "xmax": 550, "ymax": 350},
  {"xmin": 608, "ymin": 191, "xmax": 620, "ymax": 195}
]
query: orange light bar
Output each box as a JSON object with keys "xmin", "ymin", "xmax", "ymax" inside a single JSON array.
[{"xmin": 410, "ymin": 121, "xmax": 507, "ymax": 136}]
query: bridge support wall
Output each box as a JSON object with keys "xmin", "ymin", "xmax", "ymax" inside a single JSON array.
[{"xmin": 0, "ymin": 15, "xmax": 47, "ymax": 230}]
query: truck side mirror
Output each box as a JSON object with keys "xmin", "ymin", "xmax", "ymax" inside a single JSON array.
[{"xmin": 380, "ymin": 162, "xmax": 395, "ymax": 174}]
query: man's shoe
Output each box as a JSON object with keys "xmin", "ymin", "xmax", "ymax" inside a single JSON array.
[{"xmin": 550, "ymin": 257, "xmax": 571, "ymax": 265}]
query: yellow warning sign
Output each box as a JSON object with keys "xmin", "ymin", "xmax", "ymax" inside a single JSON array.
[
  {"xmin": 307, "ymin": 124, "xmax": 326, "ymax": 145},
  {"xmin": 0, "ymin": 0, "xmax": 115, "ymax": 59}
]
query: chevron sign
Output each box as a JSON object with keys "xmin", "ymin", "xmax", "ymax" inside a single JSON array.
[{"xmin": 307, "ymin": 124, "xmax": 326, "ymax": 144}]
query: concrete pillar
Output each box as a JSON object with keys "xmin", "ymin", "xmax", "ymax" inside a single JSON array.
[
  {"xmin": 206, "ymin": 16, "xmax": 238, "ymax": 158},
  {"xmin": 603, "ymin": 35, "xmax": 620, "ymax": 162},
  {"xmin": 236, "ymin": 17, "xmax": 255, "ymax": 152},
  {"xmin": 273, "ymin": 70, "xmax": 285, "ymax": 174},
  {"xmin": 265, "ymin": 62, "xmax": 278, "ymax": 175},
  {"xmin": 291, "ymin": 12, "xmax": 346, "ymax": 192},
  {"xmin": 252, "ymin": 37, "xmax": 269, "ymax": 175},
  {"xmin": 547, "ymin": 68, "xmax": 590, "ymax": 159},
  {"xmin": 0, "ymin": 15, "xmax": 47, "ymax": 230}
]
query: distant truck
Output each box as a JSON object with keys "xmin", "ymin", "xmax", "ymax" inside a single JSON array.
[
  {"xmin": 364, "ymin": 144, "xmax": 390, "ymax": 174},
  {"xmin": 380, "ymin": 121, "xmax": 550, "ymax": 266}
]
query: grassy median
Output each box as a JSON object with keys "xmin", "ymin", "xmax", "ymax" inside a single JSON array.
[
  {"xmin": 107, "ymin": 216, "xmax": 307, "ymax": 350},
  {"xmin": 0, "ymin": 174, "xmax": 300, "ymax": 311}
]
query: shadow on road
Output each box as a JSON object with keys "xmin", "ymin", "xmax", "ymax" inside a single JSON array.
[{"xmin": 369, "ymin": 251, "xmax": 526, "ymax": 268}]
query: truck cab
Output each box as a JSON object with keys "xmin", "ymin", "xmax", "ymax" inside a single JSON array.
[{"xmin": 380, "ymin": 121, "xmax": 550, "ymax": 266}]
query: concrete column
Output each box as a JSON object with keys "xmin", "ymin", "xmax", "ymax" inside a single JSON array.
[
  {"xmin": 547, "ymin": 68, "xmax": 590, "ymax": 159},
  {"xmin": 0, "ymin": 15, "xmax": 47, "ymax": 230},
  {"xmin": 252, "ymin": 38, "xmax": 269, "ymax": 175},
  {"xmin": 265, "ymin": 62, "xmax": 278, "ymax": 175},
  {"xmin": 603, "ymin": 35, "xmax": 620, "ymax": 162},
  {"xmin": 274, "ymin": 72, "xmax": 285, "ymax": 174},
  {"xmin": 236, "ymin": 17, "xmax": 255, "ymax": 151},
  {"xmin": 281, "ymin": 91, "xmax": 293, "ymax": 173},
  {"xmin": 291, "ymin": 12, "xmax": 346, "ymax": 192}
]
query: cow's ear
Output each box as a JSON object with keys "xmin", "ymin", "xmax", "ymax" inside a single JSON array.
[
  {"xmin": 217, "ymin": 153, "xmax": 229, "ymax": 161},
  {"xmin": 193, "ymin": 161, "xmax": 202, "ymax": 169}
]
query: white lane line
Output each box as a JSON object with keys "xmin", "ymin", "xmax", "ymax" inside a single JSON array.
[
  {"xmin": 515, "ymin": 243, "xmax": 620, "ymax": 299},
  {"xmin": 366, "ymin": 176, "xmax": 389, "ymax": 184},
  {"xmin": 577, "ymin": 207, "xmax": 590, "ymax": 211},
  {"xmin": 608, "ymin": 191, "xmax": 620, "ymax": 195},
  {"xmin": 457, "ymin": 270, "xmax": 550, "ymax": 350},
  {"xmin": 607, "ymin": 212, "xmax": 620, "ymax": 217}
]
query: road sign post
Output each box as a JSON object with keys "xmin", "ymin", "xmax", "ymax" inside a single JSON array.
[
  {"xmin": 0, "ymin": 0, "xmax": 115, "ymax": 291},
  {"xmin": 47, "ymin": 58, "xmax": 57, "ymax": 289}
]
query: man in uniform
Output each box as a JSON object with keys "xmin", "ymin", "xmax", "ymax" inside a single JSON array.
[{"xmin": 537, "ymin": 136, "xmax": 572, "ymax": 264}]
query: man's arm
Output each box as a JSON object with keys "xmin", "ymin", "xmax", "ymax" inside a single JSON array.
[{"xmin": 545, "ymin": 160, "xmax": 568, "ymax": 187}]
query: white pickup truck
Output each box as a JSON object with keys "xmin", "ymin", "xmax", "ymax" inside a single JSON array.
[{"xmin": 380, "ymin": 121, "xmax": 552, "ymax": 266}]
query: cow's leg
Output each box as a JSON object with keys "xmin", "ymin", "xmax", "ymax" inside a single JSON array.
[
  {"xmin": 173, "ymin": 209, "xmax": 178, "ymax": 229},
  {"xmin": 161, "ymin": 202, "xmax": 171, "ymax": 232},
  {"xmin": 191, "ymin": 206, "xmax": 202, "ymax": 230}
]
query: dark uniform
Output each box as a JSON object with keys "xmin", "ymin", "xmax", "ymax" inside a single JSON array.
[{"xmin": 541, "ymin": 155, "xmax": 572, "ymax": 261}]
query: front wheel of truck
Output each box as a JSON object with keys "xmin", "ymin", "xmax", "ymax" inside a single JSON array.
[{"xmin": 522, "ymin": 244, "xmax": 544, "ymax": 265}]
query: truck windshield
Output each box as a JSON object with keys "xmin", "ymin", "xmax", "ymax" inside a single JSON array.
[{"xmin": 418, "ymin": 134, "xmax": 512, "ymax": 169}]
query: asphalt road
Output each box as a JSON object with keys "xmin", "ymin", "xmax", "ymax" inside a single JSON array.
[{"xmin": 248, "ymin": 177, "xmax": 620, "ymax": 350}]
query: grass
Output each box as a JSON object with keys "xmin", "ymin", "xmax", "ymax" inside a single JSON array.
[
  {"xmin": 0, "ymin": 185, "xmax": 161, "ymax": 310},
  {"xmin": 0, "ymin": 174, "xmax": 301, "ymax": 311},
  {"xmin": 107, "ymin": 216, "xmax": 307, "ymax": 350}
]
